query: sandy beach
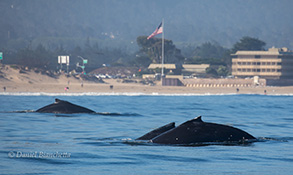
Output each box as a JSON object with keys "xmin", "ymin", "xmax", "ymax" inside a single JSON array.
[{"xmin": 1, "ymin": 65, "xmax": 292, "ymax": 95}]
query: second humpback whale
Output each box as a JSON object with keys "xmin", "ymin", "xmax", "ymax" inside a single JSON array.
[
  {"xmin": 36, "ymin": 98, "xmax": 95, "ymax": 114},
  {"xmin": 137, "ymin": 116, "xmax": 256, "ymax": 145}
]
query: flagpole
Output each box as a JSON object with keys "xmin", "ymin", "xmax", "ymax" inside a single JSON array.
[{"xmin": 161, "ymin": 18, "xmax": 164, "ymax": 78}]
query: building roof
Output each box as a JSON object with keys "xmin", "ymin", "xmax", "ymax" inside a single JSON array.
[
  {"xmin": 182, "ymin": 64, "xmax": 210, "ymax": 69},
  {"xmin": 182, "ymin": 64, "xmax": 209, "ymax": 73},
  {"xmin": 148, "ymin": 64, "xmax": 177, "ymax": 69},
  {"xmin": 232, "ymin": 47, "xmax": 293, "ymax": 56}
]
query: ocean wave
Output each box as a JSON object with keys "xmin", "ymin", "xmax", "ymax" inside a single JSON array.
[
  {"xmin": 0, "ymin": 110, "xmax": 141, "ymax": 117},
  {"xmin": 0, "ymin": 92, "xmax": 292, "ymax": 96}
]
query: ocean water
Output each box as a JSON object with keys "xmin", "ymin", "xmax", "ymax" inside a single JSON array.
[{"xmin": 0, "ymin": 94, "xmax": 292, "ymax": 175}]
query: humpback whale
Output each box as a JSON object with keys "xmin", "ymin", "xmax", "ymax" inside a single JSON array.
[
  {"xmin": 136, "ymin": 122, "xmax": 176, "ymax": 140},
  {"xmin": 36, "ymin": 98, "xmax": 95, "ymax": 114},
  {"xmin": 137, "ymin": 116, "xmax": 256, "ymax": 145}
]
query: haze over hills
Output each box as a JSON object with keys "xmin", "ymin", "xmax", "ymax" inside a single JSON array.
[{"xmin": 1, "ymin": 0, "xmax": 293, "ymax": 52}]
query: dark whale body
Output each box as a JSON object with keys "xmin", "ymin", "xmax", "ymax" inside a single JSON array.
[
  {"xmin": 136, "ymin": 122, "xmax": 176, "ymax": 140},
  {"xmin": 137, "ymin": 116, "xmax": 256, "ymax": 145},
  {"xmin": 36, "ymin": 98, "xmax": 95, "ymax": 114}
]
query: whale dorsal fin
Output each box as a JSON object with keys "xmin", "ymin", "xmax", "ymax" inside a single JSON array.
[
  {"xmin": 179, "ymin": 116, "xmax": 203, "ymax": 126},
  {"xmin": 55, "ymin": 98, "xmax": 62, "ymax": 103},
  {"xmin": 193, "ymin": 116, "xmax": 203, "ymax": 122}
]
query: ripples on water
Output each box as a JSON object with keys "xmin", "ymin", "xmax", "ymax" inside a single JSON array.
[{"xmin": 0, "ymin": 94, "xmax": 293, "ymax": 174}]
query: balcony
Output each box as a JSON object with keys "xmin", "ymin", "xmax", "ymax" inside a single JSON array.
[{"xmin": 232, "ymin": 72, "xmax": 282, "ymax": 76}]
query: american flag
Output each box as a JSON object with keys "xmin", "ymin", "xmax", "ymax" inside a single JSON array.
[{"xmin": 147, "ymin": 22, "xmax": 163, "ymax": 40}]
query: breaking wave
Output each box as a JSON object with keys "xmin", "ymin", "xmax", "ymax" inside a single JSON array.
[{"xmin": 0, "ymin": 92, "xmax": 292, "ymax": 96}]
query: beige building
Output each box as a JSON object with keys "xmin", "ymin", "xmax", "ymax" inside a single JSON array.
[
  {"xmin": 231, "ymin": 47, "xmax": 293, "ymax": 80},
  {"xmin": 181, "ymin": 64, "xmax": 209, "ymax": 75},
  {"xmin": 148, "ymin": 64, "xmax": 177, "ymax": 71},
  {"xmin": 148, "ymin": 63, "xmax": 177, "ymax": 73},
  {"xmin": 148, "ymin": 63, "xmax": 210, "ymax": 75}
]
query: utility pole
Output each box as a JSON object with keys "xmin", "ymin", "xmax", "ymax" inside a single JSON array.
[{"xmin": 77, "ymin": 56, "xmax": 88, "ymax": 75}]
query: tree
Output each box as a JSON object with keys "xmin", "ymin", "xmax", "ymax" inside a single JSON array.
[
  {"xmin": 206, "ymin": 66, "xmax": 218, "ymax": 77},
  {"xmin": 136, "ymin": 36, "xmax": 184, "ymax": 65},
  {"xmin": 192, "ymin": 42, "xmax": 228, "ymax": 60},
  {"xmin": 185, "ymin": 42, "xmax": 230, "ymax": 66},
  {"xmin": 17, "ymin": 44, "xmax": 55, "ymax": 69},
  {"xmin": 132, "ymin": 54, "xmax": 152, "ymax": 67},
  {"xmin": 217, "ymin": 65, "xmax": 229, "ymax": 77},
  {"xmin": 232, "ymin": 36, "xmax": 266, "ymax": 53}
]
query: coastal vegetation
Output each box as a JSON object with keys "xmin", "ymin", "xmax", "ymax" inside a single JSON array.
[
  {"xmin": 2, "ymin": 36, "xmax": 266, "ymax": 78},
  {"xmin": 1, "ymin": 0, "xmax": 280, "ymax": 77}
]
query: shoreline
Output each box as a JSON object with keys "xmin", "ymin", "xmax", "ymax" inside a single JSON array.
[
  {"xmin": 1, "ymin": 80, "xmax": 292, "ymax": 96},
  {"xmin": 1, "ymin": 65, "xmax": 292, "ymax": 96},
  {"xmin": 1, "ymin": 92, "xmax": 292, "ymax": 96}
]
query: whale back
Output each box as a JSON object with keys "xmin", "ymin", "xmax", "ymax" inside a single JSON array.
[
  {"xmin": 136, "ymin": 122, "xmax": 175, "ymax": 140},
  {"xmin": 36, "ymin": 98, "xmax": 95, "ymax": 114},
  {"xmin": 151, "ymin": 116, "xmax": 256, "ymax": 144}
]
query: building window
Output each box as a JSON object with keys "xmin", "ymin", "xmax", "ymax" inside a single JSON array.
[
  {"xmin": 261, "ymin": 62, "xmax": 266, "ymax": 65},
  {"xmin": 247, "ymin": 62, "xmax": 251, "ymax": 65},
  {"xmin": 277, "ymin": 69, "xmax": 281, "ymax": 72},
  {"xmin": 277, "ymin": 62, "xmax": 282, "ymax": 65},
  {"xmin": 257, "ymin": 62, "xmax": 261, "ymax": 65},
  {"xmin": 247, "ymin": 69, "xmax": 251, "ymax": 72},
  {"xmin": 267, "ymin": 69, "xmax": 271, "ymax": 72},
  {"xmin": 272, "ymin": 62, "xmax": 276, "ymax": 65},
  {"xmin": 255, "ymin": 55, "xmax": 261, "ymax": 58},
  {"xmin": 261, "ymin": 69, "xmax": 266, "ymax": 72},
  {"xmin": 267, "ymin": 62, "xmax": 271, "ymax": 65},
  {"xmin": 257, "ymin": 69, "xmax": 260, "ymax": 72}
]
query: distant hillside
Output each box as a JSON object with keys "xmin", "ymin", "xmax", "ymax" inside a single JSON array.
[{"xmin": 1, "ymin": 0, "xmax": 292, "ymax": 52}]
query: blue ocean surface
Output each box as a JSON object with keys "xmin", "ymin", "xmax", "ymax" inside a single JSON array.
[{"xmin": 0, "ymin": 94, "xmax": 292, "ymax": 175}]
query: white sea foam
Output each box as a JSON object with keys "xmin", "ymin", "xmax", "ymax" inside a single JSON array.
[{"xmin": 0, "ymin": 92, "xmax": 292, "ymax": 96}]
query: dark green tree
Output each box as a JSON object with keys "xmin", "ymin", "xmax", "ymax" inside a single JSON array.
[
  {"xmin": 206, "ymin": 66, "xmax": 218, "ymax": 77},
  {"xmin": 231, "ymin": 36, "xmax": 266, "ymax": 53},
  {"xmin": 192, "ymin": 42, "xmax": 228, "ymax": 60},
  {"xmin": 217, "ymin": 65, "xmax": 229, "ymax": 77},
  {"xmin": 136, "ymin": 36, "xmax": 184, "ymax": 65},
  {"xmin": 132, "ymin": 54, "xmax": 152, "ymax": 67},
  {"xmin": 17, "ymin": 44, "xmax": 55, "ymax": 69},
  {"xmin": 185, "ymin": 42, "xmax": 230, "ymax": 66}
]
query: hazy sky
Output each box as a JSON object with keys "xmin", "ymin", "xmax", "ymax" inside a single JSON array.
[{"xmin": 1, "ymin": 0, "xmax": 293, "ymax": 49}]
